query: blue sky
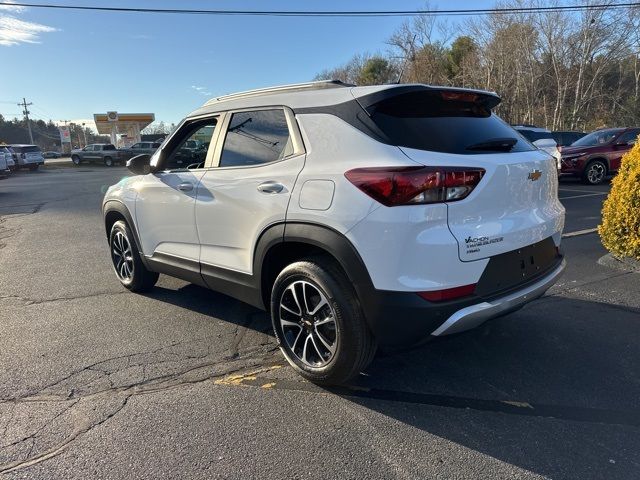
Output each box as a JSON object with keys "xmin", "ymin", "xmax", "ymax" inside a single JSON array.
[{"xmin": 0, "ymin": 0, "xmax": 494, "ymax": 128}]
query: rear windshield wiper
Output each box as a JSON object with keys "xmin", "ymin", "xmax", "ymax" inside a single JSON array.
[{"xmin": 466, "ymin": 138, "xmax": 518, "ymax": 152}]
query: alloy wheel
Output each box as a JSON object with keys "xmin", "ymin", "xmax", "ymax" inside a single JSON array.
[
  {"xmin": 279, "ymin": 280, "xmax": 337, "ymax": 368},
  {"xmin": 111, "ymin": 231, "xmax": 134, "ymax": 281},
  {"xmin": 587, "ymin": 163, "xmax": 605, "ymax": 184}
]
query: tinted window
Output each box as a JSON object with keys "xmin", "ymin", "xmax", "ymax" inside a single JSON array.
[
  {"xmin": 164, "ymin": 119, "xmax": 218, "ymax": 170},
  {"xmin": 572, "ymin": 129, "xmax": 623, "ymax": 147},
  {"xmin": 219, "ymin": 109, "xmax": 293, "ymax": 167},
  {"xmin": 370, "ymin": 91, "xmax": 533, "ymax": 154},
  {"xmin": 616, "ymin": 130, "xmax": 639, "ymax": 145},
  {"xmin": 517, "ymin": 130, "xmax": 553, "ymax": 143},
  {"xmin": 104, "ymin": 145, "xmax": 116, "ymax": 150}
]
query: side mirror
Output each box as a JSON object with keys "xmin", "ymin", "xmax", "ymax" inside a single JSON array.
[{"xmin": 127, "ymin": 154, "xmax": 151, "ymax": 175}]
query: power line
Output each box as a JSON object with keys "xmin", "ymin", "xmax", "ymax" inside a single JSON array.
[{"xmin": 1, "ymin": 2, "xmax": 640, "ymax": 17}]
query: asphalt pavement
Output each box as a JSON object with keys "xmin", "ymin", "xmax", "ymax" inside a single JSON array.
[{"xmin": 0, "ymin": 166, "xmax": 639, "ymax": 479}]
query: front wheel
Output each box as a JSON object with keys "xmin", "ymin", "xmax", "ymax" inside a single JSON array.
[
  {"xmin": 104, "ymin": 156, "xmax": 113, "ymax": 167},
  {"xmin": 270, "ymin": 258, "xmax": 377, "ymax": 385},
  {"xmin": 109, "ymin": 220, "xmax": 158, "ymax": 292},
  {"xmin": 28, "ymin": 164, "xmax": 38, "ymax": 171},
  {"xmin": 582, "ymin": 160, "xmax": 607, "ymax": 185},
  {"xmin": 71, "ymin": 155, "xmax": 81, "ymax": 166}
]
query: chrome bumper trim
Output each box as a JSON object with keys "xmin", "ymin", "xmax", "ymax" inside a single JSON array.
[{"xmin": 431, "ymin": 259, "xmax": 566, "ymax": 336}]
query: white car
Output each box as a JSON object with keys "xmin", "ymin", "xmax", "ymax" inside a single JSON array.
[
  {"xmin": 10, "ymin": 144, "xmax": 44, "ymax": 171},
  {"xmin": 0, "ymin": 148, "xmax": 9, "ymax": 179},
  {"xmin": 0, "ymin": 146, "xmax": 15, "ymax": 171},
  {"xmin": 513, "ymin": 125, "xmax": 562, "ymax": 169},
  {"xmin": 103, "ymin": 81, "xmax": 566, "ymax": 384}
]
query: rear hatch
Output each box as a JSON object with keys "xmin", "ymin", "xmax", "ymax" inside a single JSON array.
[
  {"xmin": 16, "ymin": 146, "xmax": 43, "ymax": 163},
  {"xmin": 362, "ymin": 87, "xmax": 565, "ymax": 262}
]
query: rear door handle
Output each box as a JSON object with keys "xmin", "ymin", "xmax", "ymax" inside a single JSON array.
[
  {"xmin": 178, "ymin": 182, "xmax": 194, "ymax": 192},
  {"xmin": 257, "ymin": 182, "xmax": 285, "ymax": 194}
]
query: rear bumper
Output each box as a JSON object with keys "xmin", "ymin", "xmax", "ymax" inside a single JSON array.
[
  {"xmin": 431, "ymin": 259, "xmax": 565, "ymax": 335},
  {"xmin": 360, "ymin": 246, "xmax": 565, "ymax": 347}
]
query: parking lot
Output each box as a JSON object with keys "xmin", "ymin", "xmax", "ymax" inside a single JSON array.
[{"xmin": 1, "ymin": 165, "xmax": 639, "ymax": 479}]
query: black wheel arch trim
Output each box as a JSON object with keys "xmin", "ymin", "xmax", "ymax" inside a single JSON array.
[
  {"xmin": 255, "ymin": 221, "xmax": 380, "ymax": 327},
  {"xmin": 103, "ymin": 200, "xmax": 150, "ymax": 269}
]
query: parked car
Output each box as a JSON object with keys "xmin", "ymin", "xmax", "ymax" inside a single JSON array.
[
  {"xmin": 71, "ymin": 144, "xmax": 123, "ymax": 167},
  {"xmin": 552, "ymin": 131, "xmax": 586, "ymax": 148},
  {"xmin": 103, "ymin": 81, "xmax": 565, "ymax": 384},
  {"xmin": 0, "ymin": 145, "xmax": 15, "ymax": 171},
  {"xmin": 0, "ymin": 147, "xmax": 10, "ymax": 179},
  {"xmin": 10, "ymin": 145, "xmax": 44, "ymax": 171},
  {"xmin": 560, "ymin": 127, "xmax": 640, "ymax": 184},
  {"xmin": 43, "ymin": 151, "xmax": 62, "ymax": 158},
  {"xmin": 513, "ymin": 125, "xmax": 562, "ymax": 169},
  {"xmin": 118, "ymin": 142, "xmax": 161, "ymax": 162}
]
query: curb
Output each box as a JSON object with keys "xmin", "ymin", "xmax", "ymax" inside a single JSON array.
[{"xmin": 598, "ymin": 253, "xmax": 640, "ymax": 273}]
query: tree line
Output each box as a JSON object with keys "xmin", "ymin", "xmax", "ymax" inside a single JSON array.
[
  {"xmin": 0, "ymin": 115, "xmax": 108, "ymax": 150},
  {"xmin": 316, "ymin": 1, "xmax": 640, "ymax": 132}
]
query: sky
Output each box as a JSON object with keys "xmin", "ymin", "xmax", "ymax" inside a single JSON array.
[{"xmin": 0, "ymin": 0, "xmax": 495, "ymax": 130}]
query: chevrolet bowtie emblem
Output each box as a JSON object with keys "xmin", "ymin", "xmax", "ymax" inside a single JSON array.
[{"xmin": 528, "ymin": 170, "xmax": 542, "ymax": 181}]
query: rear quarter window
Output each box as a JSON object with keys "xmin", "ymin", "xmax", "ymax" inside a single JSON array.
[{"xmin": 370, "ymin": 91, "xmax": 533, "ymax": 154}]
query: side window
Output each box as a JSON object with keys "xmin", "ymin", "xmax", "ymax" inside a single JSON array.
[
  {"xmin": 617, "ymin": 130, "xmax": 639, "ymax": 145},
  {"xmin": 132, "ymin": 143, "xmax": 142, "ymax": 149},
  {"xmin": 163, "ymin": 118, "xmax": 218, "ymax": 171},
  {"xmin": 219, "ymin": 109, "xmax": 293, "ymax": 168},
  {"xmin": 84, "ymin": 145, "xmax": 94, "ymax": 151}
]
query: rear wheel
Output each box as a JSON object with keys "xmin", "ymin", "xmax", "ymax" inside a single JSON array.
[
  {"xmin": 104, "ymin": 156, "xmax": 113, "ymax": 167},
  {"xmin": 109, "ymin": 220, "xmax": 158, "ymax": 292},
  {"xmin": 270, "ymin": 258, "xmax": 376, "ymax": 385},
  {"xmin": 72, "ymin": 155, "xmax": 81, "ymax": 166},
  {"xmin": 582, "ymin": 160, "xmax": 607, "ymax": 185}
]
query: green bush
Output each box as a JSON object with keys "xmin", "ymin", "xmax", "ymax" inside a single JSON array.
[{"xmin": 599, "ymin": 143, "xmax": 640, "ymax": 259}]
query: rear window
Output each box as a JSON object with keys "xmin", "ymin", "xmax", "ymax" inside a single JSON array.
[
  {"xmin": 369, "ymin": 91, "xmax": 533, "ymax": 154},
  {"xmin": 13, "ymin": 146, "xmax": 41, "ymax": 153},
  {"xmin": 517, "ymin": 130, "xmax": 554, "ymax": 143},
  {"xmin": 103, "ymin": 145, "xmax": 116, "ymax": 150}
]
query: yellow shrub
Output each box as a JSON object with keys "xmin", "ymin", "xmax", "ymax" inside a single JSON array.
[{"xmin": 599, "ymin": 142, "xmax": 640, "ymax": 259}]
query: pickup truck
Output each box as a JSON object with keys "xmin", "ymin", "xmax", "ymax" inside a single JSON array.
[
  {"xmin": 71, "ymin": 144, "xmax": 123, "ymax": 167},
  {"xmin": 118, "ymin": 141, "xmax": 161, "ymax": 162}
]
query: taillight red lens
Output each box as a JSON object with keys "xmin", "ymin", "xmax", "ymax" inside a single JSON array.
[
  {"xmin": 417, "ymin": 284, "xmax": 477, "ymax": 302},
  {"xmin": 344, "ymin": 166, "xmax": 484, "ymax": 207}
]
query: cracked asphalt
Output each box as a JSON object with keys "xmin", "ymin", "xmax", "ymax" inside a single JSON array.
[{"xmin": 1, "ymin": 166, "xmax": 639, "ymax": 479}]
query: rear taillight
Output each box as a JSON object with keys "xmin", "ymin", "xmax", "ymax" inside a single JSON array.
[
  {"xmin": 344, "ymin": 166, "xmax": 484, "ymax": 207},
  {"xmin": 417, "ymin": 284, "xmax": 477, "ymax": 302}
]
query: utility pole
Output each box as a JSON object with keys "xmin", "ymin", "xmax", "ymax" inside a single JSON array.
[{"xmin": 18, "ymin": 98, "xmax": 34, "ymax": 144}]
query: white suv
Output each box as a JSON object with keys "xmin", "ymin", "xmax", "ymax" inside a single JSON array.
[{"xmin": 103, "ymin": 81, "xmax": 566, "ymax": 384}]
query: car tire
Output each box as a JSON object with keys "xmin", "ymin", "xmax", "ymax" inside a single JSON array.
[
  {"xmin": 582, "ymin": 159, "xmax": 607, "ymax": 185},
  {"xmin": 109, "ymin": 220, "xmax": 158, "ymax": 292},
  {"xmin": 270, "ymin": 257, "xmax": 377, "ymax": 385},
  {"xmin": 72, "ymin": 155, "xmax": 81, "ymax": 166},
  {"xmin": 104, "ymin": 157, "xmax": 113, "ymax": 167},
  {"xmin": 28, "ymin": 164, "xmax": 38, "ymax": 171}
]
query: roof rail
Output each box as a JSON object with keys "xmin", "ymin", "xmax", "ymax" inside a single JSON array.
[{"xmin": 203, "ymin": 80, "xmax": 354, "ymax": 106}]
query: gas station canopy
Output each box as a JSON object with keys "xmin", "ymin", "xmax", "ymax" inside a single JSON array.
[{"xmin": 93, "ymin": 112, "xmax": 155, "ymax": 146}]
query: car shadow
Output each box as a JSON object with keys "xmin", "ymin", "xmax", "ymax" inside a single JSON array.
[
  {"xmin": 331, "ymin": 295, "xmax": 640, "ymax": 479},
  {"xmin": 142, "ymin": 283, "xmax": 272, "ymax": 336},
  {"xmin": 142, "ymin": 281, "xmax": 640, "ymax": 478}
]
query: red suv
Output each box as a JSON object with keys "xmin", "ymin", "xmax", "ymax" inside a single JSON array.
[{"xmin": 560, "ymin": 127, "xmax": 640, "ymax": 184}]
